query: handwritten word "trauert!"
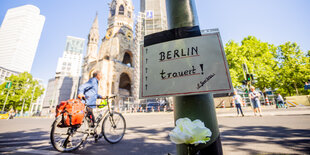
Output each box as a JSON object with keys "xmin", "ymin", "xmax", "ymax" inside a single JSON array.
[
  {"xmin": 159, "ymin": 46, "xmax": 199, "ymax": 61},
  {"xmin": 160, "ymin": 66, "xmax": 198, "ymax": 80}
]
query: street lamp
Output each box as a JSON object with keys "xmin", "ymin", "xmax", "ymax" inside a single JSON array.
[
  {"xmin": 20, "ymin": 79, "xmax": 30, "ymax": 116},
  {"xmin": 29, "ymin": 86, "xmax": 36, "ymax": 115},
  {"xmin": 28, "ymin": 81, "xmax": 43, "ymax": 115}
]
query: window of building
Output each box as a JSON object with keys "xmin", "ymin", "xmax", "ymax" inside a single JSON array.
[
  {"xmin": 119, "ymin": 73, "xmax": 131, "ymax": 96},
  {"xmin": 111, "ymin": 2, "xmax": 116, "ymax": 16},
  {"xmin": 119, "ymin": 5, "xmax": 124, "ymax": 15},
  {"xmin": 122, "ymin": 52, "xmax": 132, "ymax": 67},
  {"xmin": 112, "ymin": 82, "xmax": 115, "ymax": 94}
]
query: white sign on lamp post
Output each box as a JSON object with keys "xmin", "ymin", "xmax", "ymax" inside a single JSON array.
[{"xmin": 140, "ymin": 32, "xmax": 233, "ymax": 98}]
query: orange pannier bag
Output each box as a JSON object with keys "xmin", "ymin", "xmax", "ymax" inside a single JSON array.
[{"xmin": 55, "ymin": 99, "xmax": 85, "ymax": 127}]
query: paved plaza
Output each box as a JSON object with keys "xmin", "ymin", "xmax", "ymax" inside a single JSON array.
[{"xmin": 0, "ymin": 106, "xmax": 309, "ymax": 155}]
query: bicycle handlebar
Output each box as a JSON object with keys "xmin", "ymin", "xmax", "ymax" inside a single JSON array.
[
  {"xmin": 79, "ymin": 95, "xmax": 116, "ymax": 107},
  {"xmin": 79, "ymin": 95, "xmax": 116, "ymax": 101},
  {"xmin": 103, "ymin": 96, "xmax": 116, "ymax": 100}
]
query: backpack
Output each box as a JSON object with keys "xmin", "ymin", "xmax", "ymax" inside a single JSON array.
[{"xmin": 55, "ymin": 99, "xmax": 85, "ymax": 127}]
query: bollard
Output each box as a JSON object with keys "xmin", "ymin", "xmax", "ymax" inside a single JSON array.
[{"xmin": 166, "ymin": 0, "xmax": 223, "ymax": 154}]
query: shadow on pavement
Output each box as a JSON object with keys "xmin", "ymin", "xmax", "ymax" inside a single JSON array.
[
  {"xmin": 0, "ymin": 127, "xmax": 176, "ymax": 155},
  {"xmin": 220, "ymin": 124, "xmax": 310, "ymax": 154},
  {"xmin": 76, "ymin": 126, "xmax": 175, "ymax": 155},
  {"xmin": 0, "ymin": 128, "xmax": 50, "ymax": 151}
]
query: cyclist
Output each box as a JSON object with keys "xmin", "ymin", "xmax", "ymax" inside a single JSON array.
[{"xmin": 77, "ymin": 71, "xmax": 103, "ymax": 128}]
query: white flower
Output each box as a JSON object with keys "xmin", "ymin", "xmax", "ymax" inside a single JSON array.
[{"xmin": 169, "ymin": 118, "xmax": 212, "ymax": 145}]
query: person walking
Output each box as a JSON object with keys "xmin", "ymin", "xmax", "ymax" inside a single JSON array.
[
  {"xmin": 277, "ymin": 93, "xmax": 286, "ymax": 109},
  {"xmin": 232, "ymin": 90, "xmax": 244, "ymax": 117},
  {"xmin": 249, "ymin": 86, "xmax": 262, "ymax": 117},
  {"xmin": 8, "ymin": 108, "xmax": 15, "ymax": 119}
]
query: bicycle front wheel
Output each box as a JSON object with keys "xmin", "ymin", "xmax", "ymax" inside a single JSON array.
[
  {"xmin": 102, "ymin": 112, "xmax": 126, "ymax": 144},
  {"xmin": 50, "ymin": 116, "xmax": 89, "ymax": 152}
]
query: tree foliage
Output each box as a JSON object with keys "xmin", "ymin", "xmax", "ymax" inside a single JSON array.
[
  {"xmin": 0, "ymin": 72, "xmax": 44, "ymax": 112},
  {"xmin": 225, "ymin": 36, "xmax": 277, "ymax": 90},
  {"xmin": 225, "ymin": 36, "xmax": 309, "ymax": 96},
  {"xmin": 275, "ymin": 42, "xmax": 310, "ymax": 96}
]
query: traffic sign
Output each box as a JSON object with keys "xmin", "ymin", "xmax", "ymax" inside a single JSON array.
[
  {"xmin": 5, "ymin": 81, "xmax": 12, "ymax": 89},
  {"xmin": 140, "ymin": 32, "xmax": 233, "ymax": 98}
]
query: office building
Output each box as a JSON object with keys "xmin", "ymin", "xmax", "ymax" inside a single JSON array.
[
  {"xmin": 41, "ymin": 76, "xmax": 80, "ymax": 115},
  {"xmin": 0, "ymin": 66, "xmax": 20, "ymax": 84},
  {"xmin": 0, "ymin": 5, "xmax": 45, "ymax": 73},
  {"xmin": 56, "ymin": 36, "xmax": 85, "ymax": 77},
  {"xmin": 42, "ymin": 36, "xmax": 84, "ymax": 114},
  {"xmin": 137, "ymin": 0, "xmax": 168, "ymax": 40}
]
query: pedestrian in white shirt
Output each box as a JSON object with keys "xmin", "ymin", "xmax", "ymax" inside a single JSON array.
[{"xmin": 232, "ymin": 91, "xmax": 244, "ymax": 117}]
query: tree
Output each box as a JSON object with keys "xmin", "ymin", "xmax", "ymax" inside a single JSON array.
[
  {"xmin": 225, "ymin": 36, "xmax": 309, "ymax": 96},
  {"xmin": 275, "ymin": 42, "xmax": 310, "ymax": 96},
  {"xmin": 0, "ymin": 72, "xmax": 44, "ymax": 112},
  {"xmin": 225, "ymin": 36, "xmax": 277, "ymax": 90}
]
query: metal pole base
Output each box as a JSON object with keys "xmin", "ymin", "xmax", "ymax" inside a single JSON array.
[{"xmin": 173, "ymin": 94, "xmax": 223, "ymax": 155}]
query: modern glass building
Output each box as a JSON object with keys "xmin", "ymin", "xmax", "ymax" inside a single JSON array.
[
  {"xmin": 56, "ymin": 36, "xmax": 85, "ymax": 77},
  {"xmin": 0, "ymin": 5, "xmax": 45, "ymax": 73},
  {"xmin": 42, "ymin": 36, "xmax": 84, "ymax": 115}
]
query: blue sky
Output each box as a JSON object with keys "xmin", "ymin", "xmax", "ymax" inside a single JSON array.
[{"xmin": 0, "ymin": 0, "xmax": 309, "ymax": 86}]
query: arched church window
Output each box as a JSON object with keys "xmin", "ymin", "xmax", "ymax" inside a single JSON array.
[
  {"xmin": 119, "ymin": 5, "xmax": 124, "ymax": 15},
  {"xmin": 104, "ymin": 56, "xmax": 110, "ymax": 60},
  {"xmin": 119, "ymin": 73, "xmax": 131, "ymax": 96},
  {"xmin": 111, "ymin": 1, "xmax": 116, "ymax": 16},
  {"xmin": 111, "ymin": 82, "xmax": 115, "ymax": 94},
  {"xmin": 111, "ymin": 8, "xmax": 115, "ymax": 16},
  {"xmin": 122, "ymin": 52, "xmax": 132, "ymax": 67}
]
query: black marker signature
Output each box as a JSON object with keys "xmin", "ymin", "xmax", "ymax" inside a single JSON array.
[{"xmin": 197, "ymin": 73, "xmax": 215, "ymax": 89}]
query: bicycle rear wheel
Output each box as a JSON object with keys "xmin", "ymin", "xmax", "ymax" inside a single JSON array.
[
  {"xmin": 50, "ymin": 116, "xmax": 89, "ymax": 152},
  {"xmin": 102, "ymin": 112, "xmax": 126, "ymax": 144}
]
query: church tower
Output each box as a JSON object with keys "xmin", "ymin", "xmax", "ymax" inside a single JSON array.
[
  {"xmin": 86, "ymin": 13, "xmax": 99, "ymax": 63},
  {"xmin": 82, "ymin": 0, "xmax": 137, "ymax": 108},
  {"xmin": 108, "ymin": 0, "xmax": 134, "ymax": 29},
  {"xmin": 81, "ymin": 14, "xmax": 100, "ymax": 84}
]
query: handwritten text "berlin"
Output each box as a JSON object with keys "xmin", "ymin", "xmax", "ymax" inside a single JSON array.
[{"xmin": 159, "ymin": 46, "xmax": 199, "ymax": 61}]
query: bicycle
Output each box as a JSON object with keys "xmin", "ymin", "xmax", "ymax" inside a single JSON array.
[{"xmin": 50, "ymin": 96, "xmax": 126, "ymax": 152}]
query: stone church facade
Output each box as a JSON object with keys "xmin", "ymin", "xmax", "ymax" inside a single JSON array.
[{"xmin": 81, "ymin": 0, "xmax": 139, "ymax": 108}]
